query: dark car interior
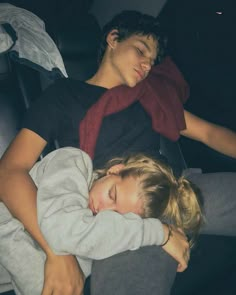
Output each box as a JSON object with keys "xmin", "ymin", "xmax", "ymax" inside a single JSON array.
[{"xmin": 0, "ymin": 0, "xmax": 235, "ymax": 294}]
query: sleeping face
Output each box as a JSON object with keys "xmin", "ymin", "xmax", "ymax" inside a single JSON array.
[{"xmin": 88, "ymin": 167, "xmax": 144, "ymax": 216}]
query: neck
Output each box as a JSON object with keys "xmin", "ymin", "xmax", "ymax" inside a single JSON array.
[{"xmin": 86, "ymin": 60, "xmax": 122, "ymax": 89}]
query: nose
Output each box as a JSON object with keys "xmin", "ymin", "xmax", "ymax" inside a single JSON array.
[{"xmin": 141, "ymin": 58, "xmax": 152, "ymax": 72}]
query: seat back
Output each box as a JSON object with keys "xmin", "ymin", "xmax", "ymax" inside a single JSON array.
[
  {"xmin": 51, "ymin": 14, "xmax": 101, "ymax": 81},
  {"xmin": 159, "ymin": 135, "xmax": 187, "ymax": 177},
  {"xmin": 0, "ymin": 9, "xmax": 102, "ymax": 160},
  {"xmin": 12, "ymin": 12, "xmax": 101, "ymax": 108},
  {"xmin": 0, "ymin": 54, "xmax": 26, "ymax": 158}
]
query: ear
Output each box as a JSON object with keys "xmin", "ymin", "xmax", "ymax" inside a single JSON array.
[
  {"xmin": 107, "ymin": 164, "xmax": 125, "ymax": 175},
  {"xmin": 106, "ymin": 29, "xmax": 119, "ymax": 49}
]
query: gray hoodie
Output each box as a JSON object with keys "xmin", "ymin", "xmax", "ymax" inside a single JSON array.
[{"xmin": 31, "ymin": 147, "xmax": 165, "ymax": 277}]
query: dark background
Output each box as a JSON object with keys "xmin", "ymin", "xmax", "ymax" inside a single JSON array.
[{"xmin": 159, "ymin": 0, "xmax": 236, "ymax": 172}]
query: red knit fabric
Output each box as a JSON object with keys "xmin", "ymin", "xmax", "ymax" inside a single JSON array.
[{"xmin": 79, "ymin": 56, "xmax": 189, "ymax": 159}]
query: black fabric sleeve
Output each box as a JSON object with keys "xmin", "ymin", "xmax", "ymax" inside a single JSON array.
[{"xmin": 22, "ymin": 79, "xmax": 68, "ymax": 143}]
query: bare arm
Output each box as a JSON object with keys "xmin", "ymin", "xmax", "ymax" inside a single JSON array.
[
  {"xmin": 0, "ymin": 128, "xmax": 84, "ymax": 295},
  {"xmin": 0, "ymin": 128, "xmax": 49, "ymax": 249},
  {"xmin": 181, "ymin": 110, "xmax": 236, "ymax": 159}
]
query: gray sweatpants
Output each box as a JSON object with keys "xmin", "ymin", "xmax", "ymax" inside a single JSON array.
[{"xmin": 1, "ymin": 172, "xmax": 236, "ymax": 295}]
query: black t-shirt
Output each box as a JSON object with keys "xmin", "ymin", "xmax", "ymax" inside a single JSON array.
[{"xmin": 23, "ymin": 78, "xmax": 162, "ymax": 168}]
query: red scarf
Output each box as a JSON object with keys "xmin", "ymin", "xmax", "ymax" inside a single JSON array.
[{"xmin": 80, "ymin": 56, "xmax": 189, "ymax": 159}]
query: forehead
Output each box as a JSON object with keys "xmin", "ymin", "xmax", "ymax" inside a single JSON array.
[
  {"xmin": 126, "ymin": 34, "xmax": 158, "ymax": 57},
  {"xmin": 117, "ymin": 175, "xmax": 144, "ymax": 215}
]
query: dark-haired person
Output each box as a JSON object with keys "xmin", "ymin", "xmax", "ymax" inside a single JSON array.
[{"xmin": 0, "ymin": 10, "xmax": 236, "ymax": 295}]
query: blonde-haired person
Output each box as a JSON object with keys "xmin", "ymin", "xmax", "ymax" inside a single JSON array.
[
  {"xmin": 96, "ymin": 152, "xmax": 203, "ymax": 247},
  {"xmin": 0, "ymin": 147, "xmax": 203, "ymax": 295}
]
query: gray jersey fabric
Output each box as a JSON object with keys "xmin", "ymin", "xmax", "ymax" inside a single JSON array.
[
  {"xmin": 0, "ymin": 147, "xmax": 164, "ymax": 294},
  {"xmin": 32, "ymin": 147, "xmax": 164, "ymax": 277}
]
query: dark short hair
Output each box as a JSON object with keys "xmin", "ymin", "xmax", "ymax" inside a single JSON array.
[{"xmin": 98, "ymin": 10, "xmax": 167, "ymax": 64}]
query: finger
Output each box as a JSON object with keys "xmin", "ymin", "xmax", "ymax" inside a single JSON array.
[
  {"xmin": 177, "ymin": 263, "xmax": 185, "ymax": 272},
  {"xmin": 184, "ymin": 248, "xmax": 191, "ymax": 261},
  {"xmin": 41, "ymin": 284, "xmax": 52, "ymax": 295},
  {"xmin": 177, "ymin": 259, "xmax": 188, "ymax": 272}
]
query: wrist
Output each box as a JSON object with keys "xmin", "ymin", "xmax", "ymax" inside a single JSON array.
[{"xmin": 161, "ymin": 223, "xmax": 172, "ymax": 247}]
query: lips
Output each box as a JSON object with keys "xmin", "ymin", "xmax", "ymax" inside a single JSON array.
[{"xmin": 135, "ymin": 69, "xmax": 145, "ymax": 80}]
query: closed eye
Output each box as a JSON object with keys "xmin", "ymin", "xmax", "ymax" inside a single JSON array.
[
  {"xmin": 136, "ymin": 47, "xmax": 154, "ymax": 66},
  {"xmin": 136, "ymin": 47, "xmax": 144, "ymax": 56},
  {"xmin": 109, "ymin": 185, "xmax": 117, "ymax": 202}
]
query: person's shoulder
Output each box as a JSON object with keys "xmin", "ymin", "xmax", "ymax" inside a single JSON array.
[
  {"xmin": 39, "ymin": 78, "xmax": 107, "ymax": 110},
  {"xmin": 44, "ymin": 147, "xmax": 92, "ymax": 164},
  {"xmin": 47, "ymin": 78, "xmax": 103, "ymax": 96},
  {"xmin": 46, "ymin": 77, "xmax": 80, "ymax": 91},
  {"xmin": 46, "ymin": 77, "xmax": 106, "ymax": 94},
  {"xmin": 35, "ymin": 78, "xmax": 82, "ymax": 104}
]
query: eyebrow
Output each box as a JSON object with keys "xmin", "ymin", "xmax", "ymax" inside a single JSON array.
[{"xmin": 138, "ymin": 40, "xmax": 151, "ymax": 51}]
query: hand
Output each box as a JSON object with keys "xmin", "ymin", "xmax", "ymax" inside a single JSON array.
[
  {"xmin": 161, "ymin": 224, "xmax": 190, "ymax": 272},
  {"xmin": 42, "ymin": 252, "xmax": 85, "ymax": 295}
]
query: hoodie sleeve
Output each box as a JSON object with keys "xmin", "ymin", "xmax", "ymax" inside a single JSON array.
[{"xmin": 34, "ymin": 148, "xmax": 165, "ymax": 260}]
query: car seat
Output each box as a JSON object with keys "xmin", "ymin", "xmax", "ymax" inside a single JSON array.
[{"xmin": 0, "ymin": 54, "xmax": 26, "ymax": 159}]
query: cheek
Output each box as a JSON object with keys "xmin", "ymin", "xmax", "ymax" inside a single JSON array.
[
  {"xmin": 90, "ymin": 184, "xmax": 107, "ymax": 206},
  {"xmin": 115, "ymin": 47, "xmax": 136, "ymax": 66},
  {"xmin": 124, "ymin": 49, "xmax": 138, "ymax": 64},
  {"xmin": 96, "ymin": 194, "xmax": 107, "ymax": 206}
]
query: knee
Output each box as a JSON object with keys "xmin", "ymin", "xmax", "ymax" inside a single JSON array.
[{"xmin": 91, "ymin": 247, "xmax": 177, "ymax": 295}]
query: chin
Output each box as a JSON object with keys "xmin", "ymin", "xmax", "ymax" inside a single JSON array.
[{"xmin": 126, "ymin": 80, "xmax": 138, "ymax": 88}]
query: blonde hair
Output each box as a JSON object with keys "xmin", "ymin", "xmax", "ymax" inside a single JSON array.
[{"xmin": 96, "ymin": 153, "xmax": 204, "ymax": 246}]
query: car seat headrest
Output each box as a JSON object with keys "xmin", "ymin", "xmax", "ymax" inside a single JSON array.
[
  {"xmin": 52, "ymin": 14, "xmax": 101, "ymax": 60},
  {"xmin": 0, "ymin": 54, "xmax": 12, "ymax": 80}
]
